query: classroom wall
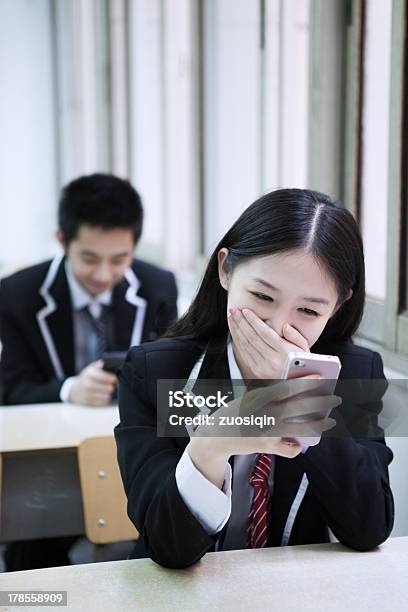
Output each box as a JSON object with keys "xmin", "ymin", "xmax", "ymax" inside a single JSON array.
[{"xmin": 0, "ymin": 0, "xmax": 58, "ymax": 276}]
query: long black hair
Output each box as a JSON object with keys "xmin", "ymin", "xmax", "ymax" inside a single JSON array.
[{"xmin": 166, "ymin": 188, "xmax": 365, "ymax": 345}]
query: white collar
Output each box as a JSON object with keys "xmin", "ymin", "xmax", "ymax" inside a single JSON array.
[
  {"xmin": 65, "ymin": 260, "xmax": 112, "ymax": 317},
  {"xmin": 227, "ymin": 336, "xmax": 253, "ymax": 402},
  {"xmin": 227, "ymin": 336, "xmax": 245, "ymax": 382}
]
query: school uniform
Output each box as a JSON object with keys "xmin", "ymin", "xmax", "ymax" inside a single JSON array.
[
  {"xmin": 0, "ymin": 254, "xmax": 178, "ymax": 405},
  {"xmin": 0, "ymin": 254, "xmax": 177, "ymax": 571},
  {"xmin": 115, "ymin": 334, "xmax": 395, "ymax": 569}
]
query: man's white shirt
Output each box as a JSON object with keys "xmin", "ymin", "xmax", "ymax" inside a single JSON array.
[{"xmin": 59, "ymin": 261, "xmax": 112, "ymax": 402}]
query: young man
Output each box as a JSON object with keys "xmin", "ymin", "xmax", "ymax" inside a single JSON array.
[
  {"xmin": 0, "ymin": 173, "xmax": 178, "ymax": 406},
  {"xmin": 0, "ymin": 173, "xmax": 178, "ymax": 572}
]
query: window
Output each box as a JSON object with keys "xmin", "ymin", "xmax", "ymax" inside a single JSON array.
[
  {"xmin": 0, "ymin": 0, "xmax": 58, "ymax": 274},
  {"xmin": 343, "ymin": 0, "xmax": 408, "ymax": 373}
]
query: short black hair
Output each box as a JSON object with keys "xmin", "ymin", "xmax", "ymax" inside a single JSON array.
[{"xmin": 58, "ymin": 173, "xmax": 143, "ymax": 244}]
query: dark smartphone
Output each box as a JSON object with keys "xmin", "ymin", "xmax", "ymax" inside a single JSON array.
[{"xmin": 102, "ymin": 351, "xmax": 127, "ymax": 373}]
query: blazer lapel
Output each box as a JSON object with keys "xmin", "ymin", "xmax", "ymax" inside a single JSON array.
[
  {"xmin": 198, "ymin": 335, "xmax": 231, "ymax": 379},
  {"xmin": 112, "ymin": 268, "xmax": 149, "ymax": 350},
  {"xmin": 189, "ymin": 335, "xmax": 233, "ymax": 405},
  {"xmin": 36, "ymin": 255, "xmax": 75, "ymax": 378},
  {"xmin": 267, "ymin": 455, "xmax": 308, "ymax": 546},
  {"xmin": 137, "ymin": 284, "xmax": 161, "ymax": 342},
  {"xmin": 111, "ymin": 278, "xmax": 137, "ymax": 351}
]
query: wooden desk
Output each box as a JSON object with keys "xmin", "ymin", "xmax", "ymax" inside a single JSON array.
[
  {"xmin": 0, "ymin": 403, "xmax": 118, "ymax": 453},
  {"xmin": 0, "ymin": 403, "xmax": 118, "ymax": 542},
  {"xmin": 1, "ymin": 537, "xmax": 407, "ymax": 611}
]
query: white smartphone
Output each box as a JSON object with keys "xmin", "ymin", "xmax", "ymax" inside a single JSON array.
[
  {"xmin": 282, "ymin": 351, "xmax": 341, "ymax": 383},
  {"xmin": 281, "ymin": 352, "xmax": 341, "ymax": 449}
]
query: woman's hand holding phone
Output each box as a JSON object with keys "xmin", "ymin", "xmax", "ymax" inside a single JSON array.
[
  {"xmin": 187, "ymin": 379, "xmax": 340, "ymax": 488},
  {"xmin": 192, "ymin": 378, "xmax": 338, "ymax": 440}
]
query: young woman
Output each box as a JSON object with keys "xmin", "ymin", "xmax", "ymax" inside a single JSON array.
[{"xmin": 115, "ymin": 188, "xmax": 394, "ymax": 569}]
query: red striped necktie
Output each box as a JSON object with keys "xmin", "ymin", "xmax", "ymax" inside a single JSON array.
[{"xmin": 247, "ymin": 453, "xmax": 272, "ymax": 548}]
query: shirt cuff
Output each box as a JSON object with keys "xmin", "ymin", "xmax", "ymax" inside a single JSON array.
[
  {"xmin": 175, "ymin": 447, "xmax": 232, "ymax": 535},
  {"xmin": 59, "ymin": 377, "xmax": 77, "ymax": 402}
]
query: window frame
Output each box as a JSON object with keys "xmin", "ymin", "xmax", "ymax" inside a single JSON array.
[{"xmin": 341, "ymin": 0, "xmax": 408, "ymax": 373}]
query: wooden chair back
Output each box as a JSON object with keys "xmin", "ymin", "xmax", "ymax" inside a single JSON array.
[{"xmin": 78, "ymin": 436, "xmax": 139, "ymax": 544}]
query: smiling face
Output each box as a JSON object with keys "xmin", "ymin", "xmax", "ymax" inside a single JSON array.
[
  {"xmin": 58, "ymin": 225, "xmax": 135, "ymax": 296},
  {"xmin": 218, "ymin": 249, "xmax": 342, "ymax": 349}
]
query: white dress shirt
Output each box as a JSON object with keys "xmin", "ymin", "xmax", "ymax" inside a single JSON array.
[
  {"xmin": 65, "ymin": 260, "xmax": 112, "ymax": 317},
  {"xmin": 59, "ymin": 261, "xmax": 112, "ymax": 402}
]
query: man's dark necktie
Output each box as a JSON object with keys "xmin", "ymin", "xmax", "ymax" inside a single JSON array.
[{"xmin": 84, "ymin": 304, "xmax": 109, "ymax": 360}]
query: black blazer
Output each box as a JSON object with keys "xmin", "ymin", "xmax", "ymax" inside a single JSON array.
[
  {"xmin": 0, "ymin": 256, "xmax": 178, "ymax": 405},
  {"xmin": 115, "ymin": 335, "xmax": 394, "ymax": 569}
]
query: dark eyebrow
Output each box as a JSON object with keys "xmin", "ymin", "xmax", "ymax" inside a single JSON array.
[
  {"xmin": 110, "ymin": 252, "xmax": 130, "ymax": 258},
  {"xmin": 253, "ymin": 278, "xmax": 279, "ymax": 291},
  {"xmin": 252, "ymin": 277, "xmax": 330, "ymax": 306},
  {"xmin": 81, "ymin": 250, "xmax": 129, "ymax": 258}
]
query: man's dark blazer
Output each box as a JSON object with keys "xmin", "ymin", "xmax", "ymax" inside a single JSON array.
[
  {"xmin": 115, "ymin": 335, "xmax": 395, "ymax": 569},
  {"xmin": 0, "ymin": 255, "xmax": 178, "ymax": 405}
]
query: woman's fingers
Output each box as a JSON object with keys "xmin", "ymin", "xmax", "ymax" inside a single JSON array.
[
  {"xmin": 282, "ymin": 323, "xmax": 310, "ymax": 352},
  {"xmin": 241, "ymin": 307, "xmax": 310, "ymax": 355},
  {"xmin": 228, "ymin": 328, "xmax": 263, "ymax": 373},
  {"xmin": 242, "ymin": 378, "xmax": 321, "ymax": 407},
  {"xmin": 229, "ymin": 308, "xmax": 287, "ymax": 377},
  {"xmin": 275, "ymin": 416, "xmax": 337, "ymax": 437},
  {"xmin": 240, "ymin": 308, "xmax": 284, "ymax": 352},
  {"xmin": 241, "ymin": 308, "xmax": 310, "ymax": 353},
  {"xmin": 228, "ymin": 310, "xmax": 267, "ymax": 363},
  {"xmin": 279, "ymin": 394, "xmax": 342, "ymax": 422}
]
